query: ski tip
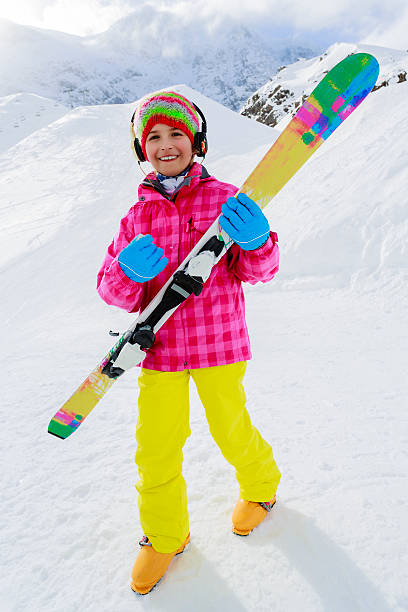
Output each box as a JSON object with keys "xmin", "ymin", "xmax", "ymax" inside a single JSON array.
[
  {"xmin": 345, "ymin": 52, "xmax": 380, "ymax": 86},
  {"xmin": 356, "ymin": 52, "xmax": 380, "ymax": 78},
  {"xmin": 355, "ymin": 51, "xmax": 379, "ymax": 64}
]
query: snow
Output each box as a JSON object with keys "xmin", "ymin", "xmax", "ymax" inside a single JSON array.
[
  {"xmin": 0, "ymin": 93, "xmax": 68, "ymax": 154},
  {"xmin": 1, "ymin": 50, "xmax": 407, "ymax": 611}
]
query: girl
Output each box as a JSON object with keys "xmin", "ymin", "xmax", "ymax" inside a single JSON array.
[{"xmin": 96, "ymin": 90, "xmax": 281, "ymax": 594}]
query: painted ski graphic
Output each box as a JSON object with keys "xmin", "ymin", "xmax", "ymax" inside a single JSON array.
[
  {"xmin": 48, "ymin": 53, "xmax": 379, "ymax": 439},
  {"xmin": 239, "ymin": 52, "xmax": 379, "ymax": 208}
]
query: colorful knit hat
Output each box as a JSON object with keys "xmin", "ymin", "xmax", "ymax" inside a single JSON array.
[{"xmin": 133, "ymin": 90, "xmax": 200, "ymax": 159}]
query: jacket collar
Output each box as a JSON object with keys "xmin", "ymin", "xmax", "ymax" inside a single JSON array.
[{"xmin": 139, "ymin": 162, "xmax": 211, "ymax": 201}]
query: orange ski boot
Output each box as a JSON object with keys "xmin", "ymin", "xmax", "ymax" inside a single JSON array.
[
  {"xmin": 130, "ymin": 532, "xmax": 190, "ymax": 595},
  {"xmin": 232, "ymin": 496, "xmax": 276, "ymax": 536}
]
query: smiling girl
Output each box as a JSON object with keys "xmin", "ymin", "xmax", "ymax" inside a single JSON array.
[{"xmin": 96, "ymin": 90, "xmax": 281, "ymax": 594}]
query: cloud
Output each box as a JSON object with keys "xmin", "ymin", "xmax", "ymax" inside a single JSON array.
[
  {"xmin": 0, "ymin": 0, "xmax": 134, "ymax": 35},
  {"xmin": 42, "ymin": 0, "xmax": 135, "ymax": 36},
  {"xmin": 361, "ymin": 5, "xmax": 408, "ymax": 49},
  {"xmin": 154, "ymin": 0, "xmax": 407, "ymax": 36},
  {"xmin": 0, "ymin": 0, "xmax": 407, "ymax": 50}
]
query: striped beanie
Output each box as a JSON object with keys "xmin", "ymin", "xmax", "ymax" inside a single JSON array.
[{"xmin": 133, "ymin": 90, "xmax": 200, "ymax": 159}]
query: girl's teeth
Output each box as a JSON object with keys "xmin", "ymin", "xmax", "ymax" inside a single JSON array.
[{"xmin": 160, "ymin": 156, "xmax": 177, "ymax": 160}]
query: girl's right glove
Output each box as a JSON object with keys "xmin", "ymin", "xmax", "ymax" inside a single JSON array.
[{"xmin": 118, "ymin": 234, "xmax": 168, "ymax": 283}]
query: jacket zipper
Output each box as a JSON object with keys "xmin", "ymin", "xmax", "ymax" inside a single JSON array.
[{"xmin": 178, "ymin": 215, "xmax": 192, "ymax": 264}]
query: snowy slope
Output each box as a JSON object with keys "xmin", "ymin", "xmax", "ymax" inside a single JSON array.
[
  {"xmin": 0, "ymin": 87, "xmax": 278, "ymax": 270},
  {"xmin": 0, "ymin": 15, "xmax": 317, "ymax": 111},
  {"xmin": 0, "ymin": 93, "xmax": 67, "ymax": 153},
  {"xmin": 1, "ymin": 68, "xmax": 407, "ymax": 611}
]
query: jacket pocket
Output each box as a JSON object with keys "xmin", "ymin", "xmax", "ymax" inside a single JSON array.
[{"xmin": 188, "ymin": 215, "xmax": 214, "ymax": 251}]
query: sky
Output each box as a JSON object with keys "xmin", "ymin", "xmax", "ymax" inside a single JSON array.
[{"xmin": 0, "ymin": 0, "xmax": 407, "ymax": 50}]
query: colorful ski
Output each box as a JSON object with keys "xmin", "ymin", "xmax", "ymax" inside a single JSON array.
[{"xmin": 48, "ymin": 52, "xmax": 379, "ymax": 439}]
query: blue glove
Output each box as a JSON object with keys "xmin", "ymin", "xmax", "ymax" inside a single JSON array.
[
  {"xmin": 118, "ymin": 234, "xmax": 168, "ymax": 282},
  {"xmin": 219, "ymin": 193, "xmax": 270, "ymax": 251}
]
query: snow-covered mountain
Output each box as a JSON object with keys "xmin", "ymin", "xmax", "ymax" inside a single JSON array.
[
  {"xmin": 1, "ymin": 45, "xmax": 407, "ymax": 611},
  {"xmin": 241, "ymin": 42, "xmax": 408, "ymax": 127},
  {"xmin": 0, "ymin": 15, "xmax": 318, "ymax": 111}
]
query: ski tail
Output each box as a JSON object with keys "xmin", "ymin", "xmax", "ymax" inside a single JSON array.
[{"xmin": 47, "ymin": 363, "xmax": 116, "ymax": 439}]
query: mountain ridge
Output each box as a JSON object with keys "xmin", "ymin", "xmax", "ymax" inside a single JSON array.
[
  {"xmin": 241, "ymin": 42, "xmax": 408, "ymax": 128},
  {"xmin": 0, "ymin": 15, "xmax": 319, "ymax": 111}
]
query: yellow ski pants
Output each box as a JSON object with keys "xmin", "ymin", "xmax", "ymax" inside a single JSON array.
[{"xmin": 135, "ymin": 361, "xmax": 281, "ymax": 553}]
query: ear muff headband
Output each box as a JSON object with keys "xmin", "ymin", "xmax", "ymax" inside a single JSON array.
[{"xmin": 130, "ymin": 102, "xmax": 208, "ymax": 162}]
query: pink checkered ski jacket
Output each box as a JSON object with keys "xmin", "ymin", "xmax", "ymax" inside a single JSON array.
[{"xmin": 97, "ymin": 162, "xmax": 279, "ymax": 371}]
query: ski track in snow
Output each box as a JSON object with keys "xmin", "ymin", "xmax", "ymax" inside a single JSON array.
[{"xmin": 1, "ymin": 47, "xmax": 408, "ymax": 612}]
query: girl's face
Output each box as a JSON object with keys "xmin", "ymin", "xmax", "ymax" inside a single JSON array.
[{"xmin": 145, "ymin": 123, "xmax": 195, "ymax": 176}]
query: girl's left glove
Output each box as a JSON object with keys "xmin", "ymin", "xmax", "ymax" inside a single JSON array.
[{"xmin": 219, "ymin": 193, "xmax": 270, "ymax": 251}]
